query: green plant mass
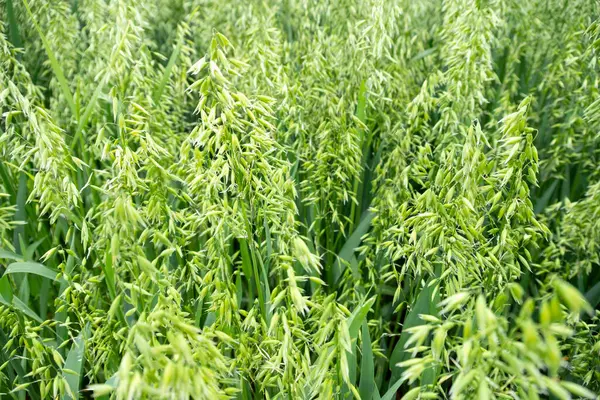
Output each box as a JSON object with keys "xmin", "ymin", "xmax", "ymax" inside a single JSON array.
[{"xmin": 1, "ymin": 0, "xmax": 600, "ymax": 399}]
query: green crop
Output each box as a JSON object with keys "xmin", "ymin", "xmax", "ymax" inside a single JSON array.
[{"xmin": 0, "ymin": 0, "xmax": 599, "ymax": 399}]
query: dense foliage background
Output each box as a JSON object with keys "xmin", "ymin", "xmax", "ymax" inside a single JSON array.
[{"xmin": 1, "ymin": 0, "xmax": 600, "ymax": 399}]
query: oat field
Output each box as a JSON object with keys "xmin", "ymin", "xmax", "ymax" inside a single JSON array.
[{"xmin": 0, "ymin": 0, "xmax": 599, "ymax": 399}]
